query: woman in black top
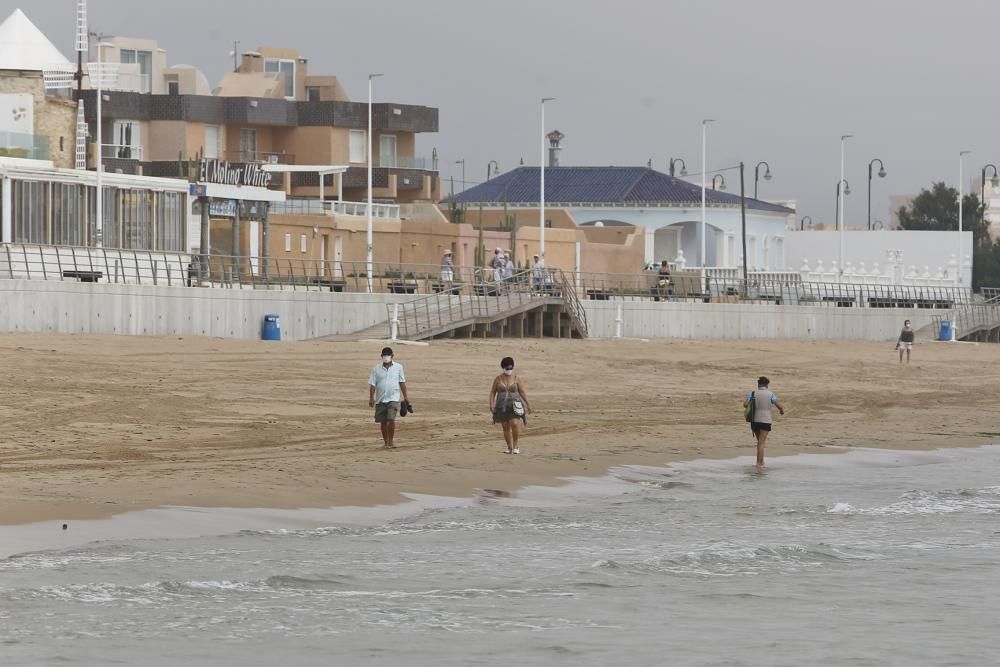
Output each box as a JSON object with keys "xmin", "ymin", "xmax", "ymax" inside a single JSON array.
[
  {"xmin": 896, "ymin": 319, "xmax": 915, "ymax": 364},
  {"xmin": 656, "ymin": 260, "xmax": 672, "ymax": 302}
]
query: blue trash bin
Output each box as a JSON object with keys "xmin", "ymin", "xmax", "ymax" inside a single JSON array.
[
  {"xmin": 938, "ymin": 320, "xmax": 953, "ymax": 341},
  {"xmin": 262, "ymin": 314, "xmax": 281, "ymax": 341}
]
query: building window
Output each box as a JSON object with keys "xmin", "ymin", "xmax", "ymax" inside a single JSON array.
[
  {"xmin": 239, "ymin": 128, "xmax": 257, "ymax": 162},
  {"xmin": 156, "ymin": 192, "xmax": 183, "ymax": 251},
  {"xmin": 51, "ymin": 183, "xmax": 89, "ymax": 246},
  {"xmin": 120, "ymin": 189, "xmax": 153, "ymax": 250},
  {"xmin": 379, "ymin": 134, "xmax": 397, "ymax": 168},
  {"xmin": 204, "ymin": 125, "xmax": 221, "ymax": 159},
  {"xmin": 12, "ymin": 180, "xmax": 48, "ymax": 243},
  {"xmin": 300, "ymin": 234, "xmax": 308, "ymax": 253},
  {"xmin": 264, "ymin": 58, "xmax": 295, "ymax": 99},
  {"xmin": 349, "ymin": 130, "xmax": 366, "ymax": 163},
  {"xmin": 112, "ymin": 119, "xmax": 141, "ymax": 159},
  {"xmin": 120, "ymin": 49, "xmax": 152, "ymax": 93},
  {"xmin": 284, "ymin": 233, "xmax": 292, "ymax": 252},
  {"xmin": 306, "ymin": 86, "xmax": 320, "ymax": 102}
]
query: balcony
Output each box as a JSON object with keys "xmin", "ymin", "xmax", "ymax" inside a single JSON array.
[
  {"xmin": 101, "ymin": 143, "xmax": 143, "ymax": 160},
  {"xmin": 270, "ymin": 198, "xmax": 401, "ymax": 219},
  {"xmin": 220, "ymin": 150, "xmax": 295, "ymax": 165},
  {"xmin": 377, "ymin": 156, "xmax": 438, "ymax": 171},
  {"xmin": 112, "ymin": 72, "xmax": 152, "ymax": 94},
  {"xmin": 0, "ymin": 132, "xmax": 49, "ymax": 160}
]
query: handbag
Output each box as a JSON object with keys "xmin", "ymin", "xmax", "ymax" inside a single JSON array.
[
  {"xmin": 512, "ymin": 399, "xmax": 525, "ymax": 416},
  {"xmin": 744, "ymin": 392, "xmax": 755, "ymax": 423}
]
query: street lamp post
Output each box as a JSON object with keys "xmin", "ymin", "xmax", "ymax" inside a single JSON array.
[
  {"xmin": 669, "ymin": 157, "xmax": 688, "ymax": 177},
  {"xmin": 958, "ymin": 150, "xmax": 971, "ymax": 285},
  {"xmin": 487, "ymin": 160, "xmax": 499, "ymax": 181},
  {"xmin": 867, "ymin": 158, "xmax": 887, "ymax": 230},
  {"xmin": 800, "ymin": 215, "xmax": 812, "ymax": 231},
  {"xmin": 540, "ymin": 97, "xmax": 555, "ymax": 262},
  {"xmin": 366, "ymin": 73, "xmax": 383, "ymax": 293},
  {"xmin": 711, "ymin": 174, "xmax": 726, "ymax": 191},
  {"xmin": 701, "ymin": 119, "xmax": 715, "ymax": 267},
  {"xmin": 835, "ymin": 179, "xmax": 852, "ymax": 236},
  {"xmin": 739, "ymin": 161, "xmax": 748, "ymax": 287},
  {"xmin": 753, "ymin": 161, "xmax": 772, "ymax": 200},
  {"xmin": 838, "ymin": 134, "xmax": 853, "ymax": 274},
  {"xmin": 455, "ymin": 159, "xmax": 465, "ymax": 193},
  {"xmin": 981, "ymin": 164, "xmax": 999, "ymax": 228}
]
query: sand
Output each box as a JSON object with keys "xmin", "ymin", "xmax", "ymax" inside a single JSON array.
[{"xmin": 1, "ymin": 332, "xmax": 998, "ymax": 526}]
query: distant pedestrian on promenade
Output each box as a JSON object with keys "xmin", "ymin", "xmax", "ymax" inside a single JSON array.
[
  {"xmin": 656, "ymin": 260, "xmax": 672, "ymax": 302},
  {"xmin": 369, "ymin": 346, "xmax": 409, "ymax": 449},
  {"xmin": 490, "ymin": 247, "xmax": 506, "ymax": 283},
  {"xmin": 440, "ymin": 250, "xmax": 454, "ymax": 290},
  {"xmin": 531, "ymin": 253, "xmax": 545, "ymax": 292},
  {"xmin": 503, "ymin": 249, "xmax": 514, "ymax": 281},
  {"xmin": 896, "ymin": 319, "xmax": 915, "ymax": 364},
  {"xmin": 743, "ymin": 376, "xmax": 785, "ymax": 469},
  {"xmin": 490, "ymin": 356, "xmax": 533, "ymax": 454}
]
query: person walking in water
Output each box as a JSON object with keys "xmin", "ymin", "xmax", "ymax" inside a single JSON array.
[
  {"xmin": 490, "ymin": 356, "xmax": 532, "ymax": 454},
  {"xmin": 743, "ymin": 376, "xmax": 785, "ymax": 469},
  {"xmin": 368, "ymin": 346, "xmax": 409, "ymax": 449},
  {"xmin": 896, "ymin": 319, "xmax": 915, "ymax": 364}
]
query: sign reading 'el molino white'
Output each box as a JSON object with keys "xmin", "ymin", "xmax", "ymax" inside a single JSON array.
[{"xmin": 198, "ymin": 159, "xmax": 273, "ymax": 189}]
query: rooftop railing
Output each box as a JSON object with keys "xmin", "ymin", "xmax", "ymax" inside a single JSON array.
[{"xmin": 269, "ymin": 199, "xmax": 401, "ymax": 219}]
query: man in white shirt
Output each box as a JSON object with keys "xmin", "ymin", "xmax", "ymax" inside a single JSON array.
[{"xmin": 368, "ymin": 346, "xmax": 409, "ymax": 449}]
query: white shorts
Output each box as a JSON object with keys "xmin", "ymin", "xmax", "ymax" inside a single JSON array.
[
  {"xmin": 898, "ymin": 342, "xmax": 913, "ymax": 350},
  {"xmin": 441, "ymin": 270, "xmax": 453, "ymax": 282}
]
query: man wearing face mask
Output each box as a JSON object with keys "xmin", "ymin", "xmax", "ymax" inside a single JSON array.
[{"xmin": 368, "ymin": 347, "xmax": 409, "ymax": 449}]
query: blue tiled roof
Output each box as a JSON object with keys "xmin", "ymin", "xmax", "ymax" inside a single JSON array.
[{"xmin": 450, "ymin": 166, "xmax": 794, "ymax": 214}]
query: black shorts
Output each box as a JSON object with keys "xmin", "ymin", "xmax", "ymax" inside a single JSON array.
[{"xmin": 751, "ymin": 422, "xmax": 772, "ymax": 432}]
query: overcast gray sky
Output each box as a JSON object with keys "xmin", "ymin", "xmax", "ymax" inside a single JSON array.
[{"xmin": 9, "ymin": 0, "xmax": 1000, "ymax": 224}]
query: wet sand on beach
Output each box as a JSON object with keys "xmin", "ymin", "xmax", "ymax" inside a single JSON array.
[{"xmin": 1, "ymin": 333, "xmax": 998, "ymax": 525}]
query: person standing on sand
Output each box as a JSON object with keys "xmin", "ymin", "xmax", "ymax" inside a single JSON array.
[
  {"xmin": 369, "ymin": 346, "xmax": 408, "ymax": 449},
  {"xmin": 743, "ymin": 376, "xmax": 785, "ymax": 468},
  {"xmin": 490, "ymin": 356, "xmax": 533, "ymax": 454},
  {"xmin": 896, "ymin": 319, "xmax": 915, "ymax": 364}
]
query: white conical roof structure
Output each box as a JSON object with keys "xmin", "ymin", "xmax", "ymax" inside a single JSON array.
[{"xmin": 0, "ymin": 9, "xmax": 71, "ymax": 71}]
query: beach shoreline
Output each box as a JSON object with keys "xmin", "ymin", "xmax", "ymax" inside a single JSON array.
[{"xmin": 2, "ymin": 333, "xmax": 998, "ymax": 531}]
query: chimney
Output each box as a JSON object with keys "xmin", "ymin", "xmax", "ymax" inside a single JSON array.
[{"xmin": 546, "ymin": 130, "xmax": 564, "ymax": 168}]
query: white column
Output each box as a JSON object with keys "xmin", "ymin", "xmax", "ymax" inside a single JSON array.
[
  {"xmin": 1, "ymin": 177, "xmax": 11, "ymax": 243},
  {"xmin": 96, "ymin": 49, "xmax": 104, "ymax": 248},
  {"xmin": 367, "ymin": 74, "xmax": 382, "ymax": 293}
]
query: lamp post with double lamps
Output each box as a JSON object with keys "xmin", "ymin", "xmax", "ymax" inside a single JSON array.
[
  {"xmin": 487, "ymin": 160, "xmax": 499, "ymax": 181},
  {"xmin": 753, "ymin": 161, "xmax": 772, "ymax": 200},
  {"xmin": 539, "ymin": 97, "xmax": 555, "ymax": 262},
  {"xmin": 838, "ymin": 134, "xmax": 853, "ymax": 274},
  {"xmin": 800, "ymin": 215, "xmax": 813, "ymax": 230},
  {"xmin": 669, "ymin": 157, "xmax": 688, "ymax": 177},
  {"xmin": 957, "ymin": 150, "xmax": 971, "ymax": 285},
  {"xmin": 700, "ymin": 119, "xmax": 716, "ymax": 267},
  {"xmin": 835, "ymin": 179, "xmax": 851, "ymax": 240},
  {"xmin": 867, "ymin": 158, "xmax": 887, "ymax": 230},
  {"xmin": 981, "ymin": 164, "xmax": 999, "ymax": 228},
  {"xmin": 366, "ymin": 73, "xmax": 384, "ymax": 293}
]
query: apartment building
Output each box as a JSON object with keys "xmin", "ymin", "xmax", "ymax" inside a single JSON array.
[{"xmin": 80, "ymin": 42, "xmax": 440, "ymax": 205}]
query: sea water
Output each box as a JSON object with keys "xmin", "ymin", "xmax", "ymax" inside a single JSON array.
[{"xmin": 2, "ymin": 446, "xmax": 999, "ymax": 666}]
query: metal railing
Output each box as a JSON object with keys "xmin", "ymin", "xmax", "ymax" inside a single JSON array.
[
  {"xmin": 377, "ymin": 156, "xmax": 437, "ymax": 171},
  {"xmin": 1, "ymin": 244, "xmax": 192, "ymax": 286},
  {"xmin": 269, "ymin": 199, "xmax": 401, "ymax": 219},
  {"xmin": 391, "ymin": 267, "xmax": 586, "ymax": 339},
  {"xmin": 101, "ymin": 144, "xmax": 143, "ymax": 160}
]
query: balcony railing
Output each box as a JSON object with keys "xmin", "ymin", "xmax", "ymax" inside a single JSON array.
[
  {"xmin": 377, "ymin": 156, "xmax": 438, "ymax": 171},
  {"xmin": 221, "ymin": 150, "xmax": 295, "ymax": 165},
  {"xmin": 0, "ymin": 132, "xmax": 49, "ymax": 160},
  {"xmin": 101, "ymin": 144, "xmax": 143, "ymax": 160},
  {"xmin": 112, "ymin": 72, "xmax": 152, "ymax": 94},
  {"xmin": 269, "ymin": 199, "xmax": 401, "ymax": 219}
]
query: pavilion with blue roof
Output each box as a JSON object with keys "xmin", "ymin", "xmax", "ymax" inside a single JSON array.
[{"xmin": 451, "ymin": 166, "xmax": 795, "ymax": 269}]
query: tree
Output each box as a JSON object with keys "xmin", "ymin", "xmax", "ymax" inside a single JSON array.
[{"xmin": 897, "ymin": 181, "xmax": 1000, "ymax": 290}]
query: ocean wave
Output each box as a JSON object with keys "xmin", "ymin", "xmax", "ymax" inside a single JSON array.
[{"xmin": 827, "ymin": 487, "xmax": 1000, "ymax": 516}]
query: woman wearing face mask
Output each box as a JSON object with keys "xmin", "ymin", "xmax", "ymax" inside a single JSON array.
[
  {"xmin": 896, "ymin": 319, "xmax": 915, "ymax": 364},
  {"xmin": 489, "ymin": 356, "xmax": 533, "ymax": 454}
]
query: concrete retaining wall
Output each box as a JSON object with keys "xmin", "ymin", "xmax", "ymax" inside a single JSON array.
[
  {"xmin": 0, "ymin": 280, "xmax": 939, "ymax": 342},
  {"xmin": 0, "ymin": 281, "xmax": 414, "ymax": 341},
  {"xmin": 582, "ymin": 300, "xmax": 937, "ymax": 341}
]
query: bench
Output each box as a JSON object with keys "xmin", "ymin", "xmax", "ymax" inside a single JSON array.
[
  {"xmin": 587, "ymin": 289, "xmax": 610, "ymax": 300},
  {"xmin": 312, "ymin": 278, "xmax": 346, "ymax": 292},
  {"xmin": 62, "ymin": 270, "xmax": 103, "ymax": 283},
  {"xmin": 387, "ymin": 281, "xmax": 418, "ymax": 294},
  {"xmin": 822, "ymin": 295, "xmax": 856, "ymax": 307}
]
